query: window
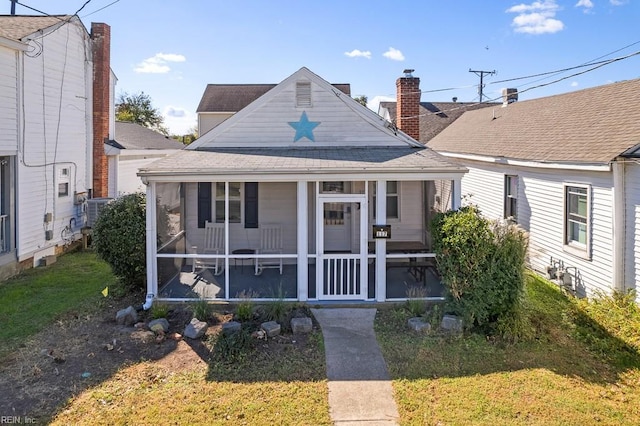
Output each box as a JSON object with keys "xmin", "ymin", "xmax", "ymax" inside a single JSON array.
[
  {"xmin": 372, "ymin": 181, "xmax": 399, "ymax": 220},
  {"xmin": 565, "ymin": 184, "xmax": 589, "ymax": 251},
  {"xmin": 504, "ymin": 175, "xmax": 517, "ymax": 222},
  {"xmin": 215, "ymin": 182, "xmax": 241, "ymax": 223},
  {"xmin": 58, "ymin": 167, "xmax": 70, "ymax": 197}
]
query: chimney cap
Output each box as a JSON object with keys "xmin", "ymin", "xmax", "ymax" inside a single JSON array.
[{"xmin": 403, "ymin": 69, "xmax": 415, "ymax": 77}]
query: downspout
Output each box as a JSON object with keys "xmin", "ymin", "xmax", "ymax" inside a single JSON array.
[
  {"xmin": 612, "ymin": 160, "xmax": 625, "ymax": 292},
  {"xmin": 139, "ymin": 178, "xmax": 157, "ymax": 311}
]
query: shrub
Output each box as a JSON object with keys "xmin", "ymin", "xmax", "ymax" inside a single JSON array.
[
  {"xmin": 430, "ymin": 205, "xmax": 528, "ymax": 334},
  {"xmin": 150, "ymin": 302, "xmax": 169, "ymax": 320},
  {"xmin": 92, "ymin": 193, "xmax": 147, "ymax": 289},
  {"xmin": 192, "ymin": 299, "xmax": 212, "ymax": 322},
  {"xmin": 405, "ymin": 286, "xmax": 427, "ymax": 317},
  {"xmin": 235, "ymin": 290, "xmax": 258, "ymax": 322}
]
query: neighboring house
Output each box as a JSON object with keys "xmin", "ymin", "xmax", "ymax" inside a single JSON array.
[
  {"xmin": 138, "ymin": 67, "xmax": 467, "ymax": 305},
  {"xmin": 428, "ymin": 79, "xmax": 640, "ymax": 300},
  {"xmin": 196, "ymin": 83, "xmax": 351, "ymax": 136},
  {"xmin": 105, "ymin": 122, "xmax": 184, "ymax": 197},
  {"xmin": 0, "ymin": 15, "xmax": 113, "ymax": 279}
]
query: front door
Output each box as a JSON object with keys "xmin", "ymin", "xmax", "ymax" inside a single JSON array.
[{"xmin": 317, "ymin": 195, "xmax": 367, "ymax": 300}]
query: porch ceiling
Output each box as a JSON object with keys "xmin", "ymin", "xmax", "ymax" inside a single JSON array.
[{"xmin": 138, "ymin": 147, "xmax": 467, "ymax": 180}]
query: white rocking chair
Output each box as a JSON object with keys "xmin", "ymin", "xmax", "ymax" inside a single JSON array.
[
  {"xmin": 192, "ymin": 221, "xmax": 225, "ymax": 276},
  {"xmin": 255, "ymin": 223, "xmax": 283, "ymax": 275}
]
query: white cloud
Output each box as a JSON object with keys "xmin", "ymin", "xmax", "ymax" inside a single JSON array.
[
  {"xmin": 610, "ymin": 0, "xmax": 627, "ymax": 5},
  {"xmin": 570, "ymin": 81, "xmax": 579, "ymax": 87},
  {"xmin": 576, "ymin": 0, "xmax": 594, "ymax": 12},
  {"xmin": 134, "ymin": 53, "xmax": 186, "ymax": 74},
  {"xmin": 345, "ymin": 49, "xmax": 372, "ymax": 59},
  {"xmin": 506, "ymin": 1, "xmax": 564, "ymax": 34},
  {"xmin": 383, "ymin": 47, "xmax": 405, "ymax": 61},
  {"xmin": 164, "ymin": 106, "xmax": 186, "ymax": 118}
]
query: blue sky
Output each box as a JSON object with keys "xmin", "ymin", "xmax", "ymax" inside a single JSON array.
[{"xmin": 8, "ymin": 0, "xmax": 640, "ymax": 134}]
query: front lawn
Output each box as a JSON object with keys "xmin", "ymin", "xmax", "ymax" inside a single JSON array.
[{"xmin": 376, "ymin": 274, "xmax": 640, "ymax": 425}]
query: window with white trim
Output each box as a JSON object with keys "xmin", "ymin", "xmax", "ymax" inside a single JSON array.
[
  {"xmin": 215, "ymin": 182, "xmax": 241, "ymax": 223},
  {"xmin": 564, "ymin": 184, "xmax": 589, "ymax": 251},
  {"xmin": 504, "ymin": 175, "xmax": 517, "ymax": 223},
  {"xmin": 58, "ymin": 167, "xmax": 70, "ymax": 197},
  {"xmin": 372, "ymin": 181, "xmax": 399, "ymax": 220}
]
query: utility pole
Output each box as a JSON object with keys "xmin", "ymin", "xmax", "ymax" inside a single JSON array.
[
  {"xmin": 469, "ymin": 69, "xmax": 496, "ymax": 102},
  {"xmin": 11, "ymin": 0, "xmax": 17, "ymax": 15}
]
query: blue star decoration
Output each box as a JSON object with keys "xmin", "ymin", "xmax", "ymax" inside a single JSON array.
[{"xmin": 288, "ymin": 111, "xmax": 320, "ymax": 142}]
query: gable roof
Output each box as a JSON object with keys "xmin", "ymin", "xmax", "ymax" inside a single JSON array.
[
  {"xmin": 190, "ymin": 67, "xmax": 421, "ymax": 150},
  {"xmin": 196, "ymin": 83, "xmax": 351, "ymax": 113},
  {"xmin": 379, "ymin": 101, "xmax": 495, "ymax": 143},
  {"xmin": 429, "ymin": 78, "xmax": 640, "ymax": 164},
  {"xmin": 0, "ymin": 15, "xmax": 72, "ymax": 41},
  {"xmin": 109, "ymin": 122, "xmax": 184, "ymax": 150}
]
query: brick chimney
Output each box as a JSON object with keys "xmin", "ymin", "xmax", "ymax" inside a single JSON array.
[
  {"xmin": 91, "ymin": 23, "xmax": 110, "ymax": 198},
  {"xmin": 502, "ymin": 88, "xmax": 518, "ymax": 107},
  {"xmin": 396, "ymin": 69, "xmax": 420, "ymax": 141}
]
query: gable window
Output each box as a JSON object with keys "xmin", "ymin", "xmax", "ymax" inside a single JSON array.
[
  {"xmin": 372, "ymin": 181, "xmax": 399, "ymax": 220},
  {"xmin": 58, "ymin": 167, "xmax": 70, "ymax": 197},
  {"xmin": 215, "ymin": 182, "xmax": 241, "ymax": 223},
  {"xmin": 564, "ymin": 184, "xmax": 590, "ymax": 254},
  {"xmin": 504, "ymin": 175, "xmax": 518, "ymax": 223}
]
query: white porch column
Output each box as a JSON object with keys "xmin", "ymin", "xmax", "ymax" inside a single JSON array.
[
  {"xmin": 297, "ymin": 181, "xmax": 309, "ymax": 301},
  {"xmin": 145, "ymin": 181, "xmax": 158, "ymax": 298},
  {"xmin": 375, "ymin": 180, "xmax": 387, "ymax": 302},
  {"xmin": 452, "ymin": 178, "xmax": 462, "ymax": 210}
]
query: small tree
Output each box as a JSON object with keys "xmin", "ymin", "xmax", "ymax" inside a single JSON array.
[
  {"xmin": 116, "ymin": 91, "xmax": 168, "ymax": 135},
  {"xmin": 430, "ymin": 205, "xmax": 528, "ymax": 333},
  {"xmin": 354, "ymin": 95, "xmax": 368, "ymax": 107},
  {"xmin": 92, "ymin": 193, "xmax": 147, "ymax": 289}
]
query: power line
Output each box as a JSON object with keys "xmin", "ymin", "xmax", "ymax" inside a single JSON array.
[
  {"xmin": 73, "ymin": 0, "xmax": 93, "ymax": 16},
  {"xmin": 81, "ymin": 0, "xmax": 121, "ymax": 18},
  {"xmin": 469, "ymin": 69, "xmax": 496, "ymax": 102}
]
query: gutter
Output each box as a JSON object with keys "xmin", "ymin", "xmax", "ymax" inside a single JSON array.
[{"xmin": 437, "ymin": 151, "xmax": 612, "ymax": 172}]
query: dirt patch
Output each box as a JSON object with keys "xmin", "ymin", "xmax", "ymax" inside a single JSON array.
[
  {"xmin": 0, "ymin": 296, "xmax": 199, "ymax": 421},
  {"xmin": 0, "ymin": 299, "xmax": 321, "ymax": 422}
]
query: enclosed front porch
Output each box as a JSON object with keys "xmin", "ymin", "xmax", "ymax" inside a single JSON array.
[{"xmin": 148, "ymin": 178, "xmax": 458, "ymax": 303}]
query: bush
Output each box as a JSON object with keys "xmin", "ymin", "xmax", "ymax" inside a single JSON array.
[
  {"xmin": 430, "ymin": 205, "xmax": 528, "ymax": 333},
  {"xmin": 92, "ymin": 193, "xmax": 147, "ymax": 289}
]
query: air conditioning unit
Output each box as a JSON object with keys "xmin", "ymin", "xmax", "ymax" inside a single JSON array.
[{"xmin": 87, "ymin": 197, "xmax": 113, "ymax": 228}]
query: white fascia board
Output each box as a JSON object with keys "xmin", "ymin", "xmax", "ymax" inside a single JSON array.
[
  {"xmin": 0, "ymin": 36, "xmax": 27, "ymax": 51},
  {"xmin": 438, "ymin": 151, "xmax": 611, "ymax": 172},
  {"xmin": 138, "ymin": 170, "xmax": 467, "ymax": 183},
  {"xmin": 119, "ymin": 149, "xmax": 182, "ymax": 157},
  {"xmin": 104, "ymin": 144, "xmax": 121, "ymax": 156}
]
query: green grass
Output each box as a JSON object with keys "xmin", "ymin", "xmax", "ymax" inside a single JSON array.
[
  {"xmin": 0, "ymin": 251, "xmax": 117, "ymax": 358},
  {"xmin": 376, "ymin": 274, "xmax": 640, "ymax": 425}
]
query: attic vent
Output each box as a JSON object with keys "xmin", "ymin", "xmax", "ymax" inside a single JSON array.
[{"xmin": 296, "ymin": 81, "xmax": 312, "ymax": 107}]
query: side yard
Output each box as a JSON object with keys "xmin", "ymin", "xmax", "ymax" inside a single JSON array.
[{"xmin": 375, "ymin": 274, "xmax": 640, "ymax": 425}]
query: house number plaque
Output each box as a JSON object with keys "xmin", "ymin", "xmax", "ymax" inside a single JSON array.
[{"xmin": 373, "ymin": 225, "xmax": 391, "ymax": 239}]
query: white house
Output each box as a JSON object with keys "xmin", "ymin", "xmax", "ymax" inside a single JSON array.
[
  {"xmin": 105, "ymin": 121, "xmax": 184, "ymax": 197},
  {"xmin": 138, "ymin": 67, "xmax": 467, "ymax": 305},
  {"xmin": 0, "ymin": 15, "xmax": 113, "ymax": 278},
  {"xmin": 429, "ymin": 79, "xmax": 640, "ymax": 300}
]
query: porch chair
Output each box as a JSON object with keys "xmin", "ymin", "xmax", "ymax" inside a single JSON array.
[
  {"xmin": 192, "ymin": 221, "xmax": 225, "ymax": 276},
  {"xmin": 254, "ymin": 223, "xmax": 283, "ymax": 275}
]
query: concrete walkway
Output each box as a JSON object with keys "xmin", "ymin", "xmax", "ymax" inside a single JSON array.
[{"xmin": 311, "ymin": 308, "xmax": 399, "ymax": 425}]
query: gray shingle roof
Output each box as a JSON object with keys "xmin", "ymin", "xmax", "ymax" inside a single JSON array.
[
  {"xmin": 196, "ymin": 83, "xmax": 351, "ymax": 113},
  {"xmin": 139, "ymin": 146, "xmax": 463, "ymax": 177},
  {"xmin": 111, "ymin": 122, "xmax": 185, "ymax": 150},
  {"xmin": 0, "ymin": 15, "xmax": 71, "ymax": 41},
  {"xmin": 428, "ymin": 78, "xmax": 640, "ymax": 164},
  {"xmin": 380, "ymin": 101, "xmax": 495, "ymax": 143}
]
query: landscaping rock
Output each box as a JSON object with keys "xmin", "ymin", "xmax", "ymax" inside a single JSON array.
[
  {"xmin": 291, "ymin": 316, "xmax": 312, "ymax": 334},
  {"xmin": 408, "ymin": 317, "xmax": 431, "ymax": 333},
  {"xmin": 184, "ymin": 318, "xmax": 208, "ymax": 339},
  {"xmin": 130, "ymin": 330, "xmax": 155, "ymax": 343},
  {"xmin": 441, "ymin": 314, "xmax": 463, "ymax": 333},
  {"xmin": 149, "ymin": 318, "xmax": 169, "ymax": 333},
  {"xmin": 222, "ymin": 321, "xmax": 241, "ymax": 336},
  {"xmin": 261, "ymin": 321, "xmax": 281, "ymax": 338},
  {"xmin": 116, "ymin": 306, "xmax": 137, "ymax": 326}
]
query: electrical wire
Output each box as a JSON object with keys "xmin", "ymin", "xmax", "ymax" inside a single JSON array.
[
  {"xmin": 73, "ymin": 0, "xmax": 93, "ymax": 16},
  {"xmin": 81, "ymin": 0, "xmax": 121, "ymax": 18}
]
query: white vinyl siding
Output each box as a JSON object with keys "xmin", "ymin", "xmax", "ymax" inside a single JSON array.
[
  {"xmin": 17, "ymin": 19, "xmax": 92, "ymax": 260},
  {"xmin": 0, "ymin": 46, "xmax": 18, "ymax": 153},
  {"xmin": 456, "ymin": 160, "xmax": 615, "ymax": 298}
]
